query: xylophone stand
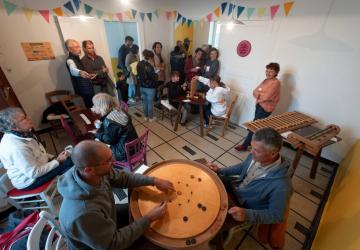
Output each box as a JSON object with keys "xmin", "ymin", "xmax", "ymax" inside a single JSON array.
[
  {"xmin": 291, "ymin": 144, "xmax": 322, "ymax": 179},
  {"xmin": 310, "ymin": 149, "xmax": 322, "ymax": 179}
]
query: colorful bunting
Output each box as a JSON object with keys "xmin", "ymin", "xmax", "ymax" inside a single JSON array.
[
  {"xmin": 214, "ymin": 6, "xmax": 220, "ymax": 18},
  {"xmin": 228, "ymin": 3, "xmax": 234, "ymax": 16},
  {"xmin": 116, "ymin": 12, "xmax": 123, "ymax": 21},
  {"xmin": 237, "ymin": 6, "xmax": 245, "ymax": 18},
  {"xmin": 147, "ymin": 12, "xmax": 152, "ymax": 22},
  {"xmin": 247, "ymin": 7, "xmax": 255, "ymax": 19},
  {"xmin": 131, "ymin": 9, "xmax": 137, "ymax": 19},
  {"xmin": 72, "ymin": 0, "xmax": 81, "ymax": 11},
  {"xmin": 84, "ymin": 4, "xmax": 93, "ymax": 15},
  {"xmin": 63, "ymin": 1, "xmax": 75, "ymax": 15},
  {"xmin": 193, "ymin": 20, "xmax": 198, "ymax": 29},
  {"xmin": 172, "ymin": 10, "xmax": 177, "ymax": 19},
  {"xmin": 3, "ymin": 0, "xmax": 16, "ymax": 16},
  {"xmin": 53, "ymin": 7, "xmax": 64, "ymax": 16},
  {"xmin": 284, "ymin": 2, "xmax": 294, "ymax": 16},
  {"xmin": 258, "ymin": 7, "xmax": 266, "ymax": 18},
  {"xmin": 140, "ymin": 12, "xmax": 145, "ymax": 21},
  {"xmin": 107, "ymin": 13, "xmax": 114, "ymax": 21},
  {"xmin": 23, "ymin": 8, "xmax": 33, "ymax": 22},
  {"xmin": 220, "ymin": 2, "xmax": 228, "ymax": 15},
  {"xmin": 199, "ymin": 18, "xmax": 204, "ymax": 28},
  {"xmin": 176, "ymin": 13, "xmax": 182, "ymax": 22},
  {"xmin": 181, "ymin": 17, "xmax": 186, "ymax": 26},
  {"xmin": 165, "ymin": 11, "xmax": 172, "ymax": 20},
  {"xmin": 153, "ymin": 9, "xmax": 159, "ymax": 18},
  {"xmin": 39, "ymin": 10, "xmax": 50, "ymax": 23},
  {"xmin": 125, "ymin": 10, "xmax": 132, "ymax": 19},
  {"xmin": 270, "ymin": 5, "xmax": 280, "ymax": 19},
  {"xmin": 206, "ymin": 13, "xmax": 213, "ymax": 22},
  {"xmin": 96, "ymin": 9, "xmax": 103, "ymax": 19},
  {"xmin": 187, "ymin": 19, "xmax": 192, "ymax": 28}
]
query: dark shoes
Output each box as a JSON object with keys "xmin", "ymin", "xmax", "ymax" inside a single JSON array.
[{"xmin": 234, "ymin": 144, "xmax": 247, "ymax": 151}]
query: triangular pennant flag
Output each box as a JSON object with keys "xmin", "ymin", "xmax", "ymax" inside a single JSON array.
[
  {"xmin": 23, "ymin": 8, "xmax": 33, "ymax": 21},
  {"xmin": 3, "ymin": 0, "xmax": 16, "ymax": 16},
  {"xmin": 187, "ymin": 19, "xmax": 192, "ymax": 28},
  {"xmin": 176, "ymin": 13, "xmax": 182, "ymax": 22},
  {"xmin": 96, "ymin": 9, "xmax": 103, "ymax": 19},
  {"xmin": 181, "ymin": 17, "xmax": 186, "ymax": 26},
  {"xmin": 140, "ymin": 12, "xmax": 145, "ymax": 21},
  {"xmin": 53, "ymin": 7, "xmax": 64, "ymax": 16},
  {"xmin": 270, "ymin": 5, "xmax": 280, "ymax": 19},
  {"xmin": 214, "ymin": 6, "xmax": 220, "ymax": 18},
  {"xmin": 221, "ymin": 2, "xmax": 228, "ymax": 15},
  {"xmin": 107, "ymin": 13, "xmax": 114, "ymax": 21},
  {"xmin": 283, "ymin": 2, "xmax": 294, "ymax": 16},
  {"xmin": 206, "ymin": 13, "xmax": 213, "ymax": 22},
  {"xmin": 63, "ymin": 1, "xmax": 75, "ymax": 15},
  {"xmin": 247, "ymin": 8, "xmax": 255, "ymax": 19},
  {"xmin": 84, "ymin": 4, "xmax": 93, "ymax": 14},
  {"xmin": 125, "ymin": 10, "xmax": 132, "ymax": 19},
  {"xmin": 258, "ymin": 7, "xmax": 266, "ymax": 18},
  {"xmin": 199, "ymin": 18, "xmax": 204, "ymax": 28},
  {"xmin": 153, "ymin": 9, "xmax": 159, "ymax": 18},
  {"xmin": 237, "ymin": 6, "xmax": 245, "ymax": 18},
  {"xmin": 228, "ymin": 3, "xmax": 234, "ymax": 16},
  {"xmin": 193, "ymin": 20, "xmax": 198, "ymax": 29},
  {"xmin": 39, "ymin": 10, "xmax": 50, "ymax": 23},
  {"xmin": 72, "ymin": 0, "xmax": 80, "ymax": 11},
  {"xmin": 116, "ymin": 12, "xmax": 123, "ymax": 21},
  {"xmin": 147, "ymin": 12, "xmax": 152, "ymax": 22},
  {"xmin": 165, "ymin": 11, "xmax": 172, "ymax": 20},
  {"xmin": 131, "ymin": 9, "xmax": 137, "ymax": 19},
  {"xmin": 172, "ymin": 10, "xmax": 177, "ymax": 19}
]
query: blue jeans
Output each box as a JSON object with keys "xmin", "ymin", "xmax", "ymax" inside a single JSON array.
[
  {"xmin": 22, "ymin": 157, "xmax": 73, "ymax": 190},
  {"xmin": 204, "ymin": 103, "xmax": 213, "ymax": 125},
  {"xmin": 128, "ymin": 84, "xmax": 136, "ymax": 99},
  {"xmin": 242, "ymin": 104, "xmax": 272, "ymax": 148},
  {"xmin": 140, "ymin": 87, "xmax": 156, "ymax": 118}
]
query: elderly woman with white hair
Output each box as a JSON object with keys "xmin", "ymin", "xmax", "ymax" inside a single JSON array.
[
  {"xmin": 0, "ymin": 107, "xmax": 73, "ymax": 190},
  {"xmin": 91, "ymin": 93, "xmax": 138, "ymax": 162}
]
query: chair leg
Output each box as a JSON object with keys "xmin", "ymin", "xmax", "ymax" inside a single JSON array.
[
  {"xmin": 170, "ymin": 111, "xmax": 174, "ymax": 126},
  {"xmin": 206, "ymin": 116, "xmax": 213, "ymax": 135},
  {"xmin": 222, "ymin": 119, "xmax": 228, "ymax": 137},
  {"xmin": 40, "ymin": 192, "xmax": 57, "ymax": 215},
  {"xmin": 161, "ymin": 107, "xmax": 165, "ymax": 120}
]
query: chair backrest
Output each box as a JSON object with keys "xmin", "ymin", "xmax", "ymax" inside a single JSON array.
[
  {"xmin": 60, "ymin": 94, "xmax": 86, "ymax": 114},
  {"xmin": 119, "ymin": 100, "xmax": 129, "ymax": 113},
  {"xmin": 27, "ymin": 211, "xmax": 66, "ymax": 250},
  {"xmin": 226, "ymin": 95, "xmax": 238, "ymax": 118},
  {"xmin": 125, "ymin": 129, "xmax": 149, "ymax": 171},
  {"xmin": 45, "ymin": 90, "xmax": 70, "ymax": 104},
  {"xmin": 60, "ymin": 116, "xmax": 79, "ymax": 145}
]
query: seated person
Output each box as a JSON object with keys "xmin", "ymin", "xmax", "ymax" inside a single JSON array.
[
  {"xmin": 91, "ymin": 93, "xmax": 138, "ymax": 162},
  {"xmin": 0, "ymin": 107, "xmax": 73, "ymax": 190},
  {"xmin": 184, "ymin": 48, "xmax": 204, "ymax": 83},
  {"xmin": 206, "ymin": 128, "xmax": 292, "ymax": 224},
  {"xmin": 58, "ymin": 140, "xmax": 175, "ymax": 249},
  {"xmin": 194, "ymin": 75, "xmax": 230, "ymax": 127},
  {"xmin": 165, "ymin": 71, "xmax": 190, "ymax": 125},
  {"xmin": 115, "ymin": 71, "xmax": 128, "ymax": 103}
]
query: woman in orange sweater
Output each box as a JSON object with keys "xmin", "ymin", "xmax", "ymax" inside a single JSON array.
[{"xmin": 235, "ymin": 63, "xmax": 281, "ymax": 151}]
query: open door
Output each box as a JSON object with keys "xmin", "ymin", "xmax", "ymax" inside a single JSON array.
[{"xmin": 0, "ymin": 67, "xmax": 22, "ymax": 110}]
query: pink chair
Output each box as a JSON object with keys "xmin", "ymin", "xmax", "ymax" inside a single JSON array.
[
  {"xmin": 113, "ymin": 129, "xmax": 149, "ymax": 172},
  {"xmin": 119, "ymin": 100, "xmax": 129, "ymax": 113},
  {"xmin": 60, "ymin": 116, "xmax": 90, "ymax": 145}
]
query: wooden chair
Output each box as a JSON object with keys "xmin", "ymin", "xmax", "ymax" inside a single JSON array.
[
  {"xmin": 158, "ymin": 83, "xmax": 179, "ymax": 125},
  {"xmin": 45, "ymin": 90, "xmax": 70, "ymax": 137},
  {"xmin": 206, "ymin": 95, "xmax": 238, "ymax": 137},
  {"xmin": 60, "ymin": 94, "xmax": 86, "ymax": 115}
]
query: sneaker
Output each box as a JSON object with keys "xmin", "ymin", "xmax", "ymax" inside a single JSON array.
[
  {"xmin": 128, "ymin": 98, "xmax": 136, "ymax": 105},
  {"xmin": 144, "ymin": 117, "xmax": 149, "ymax": 122},
  {"xmin": 149, "ymin": 117, "xmax": 157, "ymax": 122},
  {"xmin": 203, "ymin": 123, "xmax": 208, "ymax": 128},
  {"xmin": 234, "ymin": 144, "xmax": 247, "ymax": 151}
]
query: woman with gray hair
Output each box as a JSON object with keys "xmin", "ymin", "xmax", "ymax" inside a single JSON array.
[
  {"xmin": 0, "ymin": 107, "xmax": 73, "ymax": 190},
  {"xmin": 91, "ymin": 93, "xmax": 138, "ymax": 161}
]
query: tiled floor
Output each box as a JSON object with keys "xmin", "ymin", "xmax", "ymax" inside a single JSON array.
[{"xmin": 38, "ymin": 103, "xmax": 336, "ymax": 250}]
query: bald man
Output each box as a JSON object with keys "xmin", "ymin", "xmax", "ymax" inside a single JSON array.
[
  {"xmin": 58, "ymin": 140, "xmax": 174, "ymax": 250},
  {"xmin": 65, "ymin": 39, "xmax": 95, "ymax": 108}
]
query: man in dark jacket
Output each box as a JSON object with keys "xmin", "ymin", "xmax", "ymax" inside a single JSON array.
[
  {"xmin": 170, "ymin": 46, "xmax": 186, "ymax": 82},
  {"xmin": 58, "ymin": 140, "xmax": 175, "ymax": 250},
  {"xmin": 206, "ymin": 127, "xmax": 292, "ymax": 224},
  {"xmin": 117, "ymin": 36, "xmax": 134, "ymax": 77}
]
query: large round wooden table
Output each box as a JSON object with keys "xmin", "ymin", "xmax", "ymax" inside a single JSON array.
[{"xmin": 130, "ymin": 159, "xmax": 228, "ymax": 249}]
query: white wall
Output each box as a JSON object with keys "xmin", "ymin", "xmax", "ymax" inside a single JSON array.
[{"xmin": 193, "ymin": 22, "xmax": 210, "ymax": 52}]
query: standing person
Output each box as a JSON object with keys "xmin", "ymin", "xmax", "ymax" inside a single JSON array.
[
  {"xmin": 137, "ymin": 50, "xmax": 158, "ymax": 122},
  {"xmin": 81, "ymin": 40, "xmax": 114, "ymax": 96},
  {"xmin": 117, "ymin": 36, "xmax": 134, "ymax": 77},
  {"xmin": 235, "ymin": 63, "xmax": 281, "ymax": 151},
  {"xmin": 152, "ymin": 42, "xmax": 166, "ymax": 107},
  {"xmin": 58, "ymin": 140, "xmax": 175, "ymax": 250},
  {"xmin": 201, "ymin": 44, "xmax": 212, "ymax": 62},
  {"xmin": 115, "ymin": 71, "xmax": 128, "ymax": 103},
  {"xmin": 125, "ymin": 44, "xmax": 139, "ymax": 105},
  {"xmin": 183, "ymin": 37, "xmax": 191, "ymax": 58},
  {"xmin": 170, "ymin": 45, "xmax": 186, "ymax": 82},
  {"xmin": 184, "ymin": 48, "xmax": 204, "ymax": 82},
  {"xmin": 65, "ymin": 39, "xmax": 95, "ymax": 108}
]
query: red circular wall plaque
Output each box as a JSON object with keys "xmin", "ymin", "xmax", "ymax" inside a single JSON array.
[{"xmin": 237, "ymin": 40, "xmax": 251, "ymax": 57}]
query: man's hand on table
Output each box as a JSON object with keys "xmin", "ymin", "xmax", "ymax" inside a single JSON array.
[
  {"xmin": 228, "ymin": 206, "xmax": 247, "ymax": 222},
  {"xmin": 153, "ymin": 177, "xmax": 175, "ymax": 193}
]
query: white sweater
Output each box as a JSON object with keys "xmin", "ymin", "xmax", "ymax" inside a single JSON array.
[
  {"xmin": 206, "ymin": 86, "xmax": 230, "ymax": 116},
  {"xmin": 0, "ymin": 133, "xmax": 59, "ymax": 189}
]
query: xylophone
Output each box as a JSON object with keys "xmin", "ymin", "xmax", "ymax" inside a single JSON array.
[{"xmin": 244, "ymin": 111, "xmax": 341, "ymax": 178}]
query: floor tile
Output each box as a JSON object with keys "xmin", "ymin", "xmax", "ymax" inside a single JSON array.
[
  {"xmin": 292, "ymin": 176, "xmax": 324, "ymax": 204},
  {"xmin": 293, "ymin": 165, "xmax": 330, "ymax": 190},
  {"xmin": 217, "ymin": 152, "xmax": 242, "ymax": 167},
  {"xmin": 134, "ymin": 124, "xmax": 164, "ymax": 149},
  {"xmin": 192, "ymin": 130, "xmax": 235, "ymax": 151},
  {"xmin": 284, "ymin": 233, "xmax": 303, "ymax": 250},
  {"xmin": 202, "ymin": 126, "xmax": 245, "ymax": 144},
  {"xmin": 289, "ymin": 193, "xmax": 318, "ymax": 222},
  {"xmin": 168, "ymin": 137, "xmax": 214, "ymax": 162},
  {"xmin": 146, "ymin": 150, "xmax": 164, "ymax": 167},
  {"xmin": 286, "ymin": 210, "xmax": 311, "ymax": 242},
  {"xmin": 153, "ymin": 143, "xmax": 187, "ymax": 161},
  {"xmin": 144, "ymin": 121, "xmax": 178, "ymax": 141}
]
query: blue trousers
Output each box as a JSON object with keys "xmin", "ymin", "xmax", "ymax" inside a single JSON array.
[
  {"xmin": 242, "ymin": 104, "xmax": 272, "ymax": 148},
  {"xmin": 140, "ymin": 87, "xmax": 156, "ymax": 118}
]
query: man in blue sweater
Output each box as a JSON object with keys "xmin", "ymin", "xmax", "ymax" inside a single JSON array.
[{"xmin": 207, "ymin": 127, "xmax": 292, "ymax": 224}]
